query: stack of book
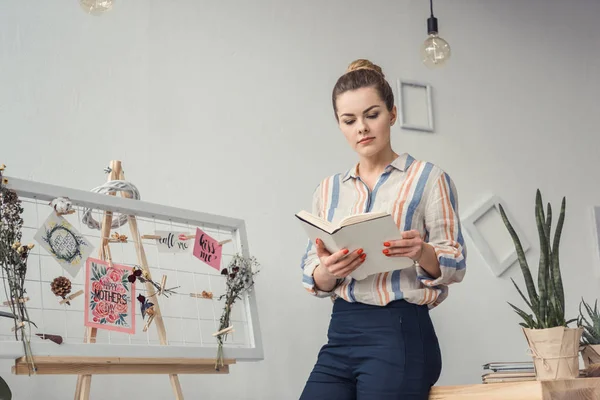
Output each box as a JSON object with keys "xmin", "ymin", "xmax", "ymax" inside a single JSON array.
[{"xmin": 481, "ymin": 361, "xmax": 536, "ymax": 384}]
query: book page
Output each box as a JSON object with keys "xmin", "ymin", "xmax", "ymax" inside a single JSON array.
[
  {"xmin": 295, "ymin": 210, "xmax": 335, "ymax": 234},
  {"xmin": 332, "ymin": 215, "xmax": 413, "ymax": 280},
  {"xmin": 339, "ymin": 212, "xmax": 389, "ymax": 228}
]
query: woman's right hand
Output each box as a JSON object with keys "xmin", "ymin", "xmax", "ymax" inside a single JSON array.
[{"xmin": 315, "ymin": 238, "xmax": 366, "ymax": 279}]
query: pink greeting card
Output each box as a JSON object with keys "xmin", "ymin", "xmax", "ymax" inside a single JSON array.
[
  {"xmin": 84, "ymin": 257, "xmax": 136, "ymax": 334},
  {"xmin": 192, "ymin": 227, "xmax": 222, "ymax": 271}
]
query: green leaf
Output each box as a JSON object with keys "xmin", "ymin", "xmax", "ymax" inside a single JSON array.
[
  {"xmin": 498, "ymin": 203, "xmax": 539, "ymax": 314},
  {"xmin": 551, "ymin": 197, "xmax": 566, "ymax": 317},
  {"xmin": 0, "ymin": 376, "xmax": 11, "ymax": 400},
  {"xmin": 510, "ymin": 278, "xmax": 534, "ymax": 312},
  {"xmin": 535, "ymin": 189, "xmax": 550, "ymax": 327},
  {"xmin": 508, "ymin": 302, "xmax": 537, "ymax": 329}
]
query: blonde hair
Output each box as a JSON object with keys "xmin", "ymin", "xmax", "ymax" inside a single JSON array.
[
  {"xmin": 332, "ymin": 59, "xmax": 393, "ymax": 119},
  {"xmin": 345, "ymin": 59, "xmax": 385, "ymax": 77}
]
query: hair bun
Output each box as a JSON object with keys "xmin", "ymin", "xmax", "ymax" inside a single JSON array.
[{"xmin": 346, "ymin": 59, "xmax": 384, "ymax": 78}]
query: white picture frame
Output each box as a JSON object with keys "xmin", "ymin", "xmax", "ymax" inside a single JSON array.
[
  {"xmin": 462, "ymin": 195, "xmax": 531, "ymax": 277},
  {"xmin": 396, "ymin": 79, "xmax": 434, "ymax": 133},
  {"xmin": 592, "ymin": 206, "xmax": 600, "ymax": 269}
]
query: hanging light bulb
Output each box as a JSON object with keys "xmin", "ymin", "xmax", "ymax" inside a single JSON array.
[
  {"xmin": 80, "ymin": 0, "xmax": 114, "ymax": 16},
  {"xmin": 421, "ymin": 0, "xmax": 451, "ymax": 68}
]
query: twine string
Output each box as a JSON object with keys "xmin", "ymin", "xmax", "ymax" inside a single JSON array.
[{"xmin": 81, "ymin": 180, "xmax": 140, "ymax": 230}]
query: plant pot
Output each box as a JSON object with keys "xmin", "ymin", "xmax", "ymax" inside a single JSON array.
[
  {"xmin": 581, "ymin": 344, "xmax": 600, "ymax": 369},
  {"xmin": 522, "ymin": 326, "xmax": 583, "ymax": 380}
]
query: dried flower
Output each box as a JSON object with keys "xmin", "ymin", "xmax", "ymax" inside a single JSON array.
[
  {"xmin": 110, "ymin": 232, "xmax": 127, "ymax": 242},
  {"xmin": 0, "ymin": 166, "xmax": 36, "ymax": 373},
  {"xmin": 136, "ymin": 294, "xmax": 154, "ymax": 319},
  {"xmin": 214, "ymin": 253, "xmax": 260, "ymax": 370},
  {"xmin": 128, "ymin": 266, "xmax": 179, "ymax": 297}
]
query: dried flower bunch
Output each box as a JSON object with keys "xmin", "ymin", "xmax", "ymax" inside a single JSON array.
[
  {"xmin": 214, "ymin": 253, "xmax": 260, "ymax": 370},
  {"xmin": 128, "ymin": 266, "xmax": 179, "ymax": 297},
  {"xmin": 0, "ymin": 165, "xmax": 37, "ymax": 376}
]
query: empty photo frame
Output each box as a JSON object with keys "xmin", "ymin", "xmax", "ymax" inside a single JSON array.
[
  {"xmin": 462, "ymin": 195, "xmax": 531, "ymax": 277},
  {"xmin": 592, "ymin": 206, "xmax": 600, "ymax": 266},
  {"xmin": 396, "ymin": 79, "xmax": 434, "ymax": 133}
]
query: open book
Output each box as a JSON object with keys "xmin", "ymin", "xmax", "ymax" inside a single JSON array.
[{"xmin": 295, "ymin": 210, "xmax": 415, "ymax": 281}]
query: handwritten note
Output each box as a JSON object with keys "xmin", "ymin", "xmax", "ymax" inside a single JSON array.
[
  {"xmin": 154, "ymin": 230, "xmax": 190, "ymax": 253},
  {"xmin": 192, "ymin": 228, "xmax": 222, "ymax": 270},
  {"xmin": 84, "ymin": 258, "xmax": 135, "ymax": 334},
  {"xmin": 34, "ymin": 212, "xmax": 94, "ymax": 278}
]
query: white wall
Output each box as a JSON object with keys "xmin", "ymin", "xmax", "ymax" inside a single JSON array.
[{"xmin": 1, "ymin": 0, "xmax": 600, "ymax": 398}]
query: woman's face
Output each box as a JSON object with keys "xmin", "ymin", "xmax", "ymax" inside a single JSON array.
[{"xmin": 335, "ymin": 87, "xmax": 396, "ymax": 159}]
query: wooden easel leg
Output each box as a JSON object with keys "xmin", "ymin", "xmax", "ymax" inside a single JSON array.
[
  {"xmin": 169, "ymin": 374, "xmax": 184, "ymax": 399},
  {"xmin": 74, "ymin": 375, "xmax": 83, "ymax": 400},
  {"xmin": 118, "ymin": 169, "xmax": 184, "ymax": 399},
  {"xmin": 74, "ymin": 161, "xmax": 121, "ymax": 400}
]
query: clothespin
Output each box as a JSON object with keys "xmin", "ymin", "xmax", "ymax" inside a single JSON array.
[
  {"xmin": 11, "ymin": 320, "xmax": 25, "ymax": 332},
  {"xmin": 158, "ymin": 275, "xmax": 167, "ymax": 296},
  {"xmin": 143, "ymin": 314, "xmax": 156, "ymax": 332},
  {"xmin": 2, "ymin": 297, "xmax": 30, "ymax": 307},
  {"xmin": 108, "ymin": 232, "xmax": 128, "ymax": 243},
  {"xmin": 178, "ymin": 234, "xmax": 194, "ymax": 241},
  {"xmin": 218, "ymin": 239, "xmax": 232, "ymax": 246},
  {"xmin": 59, "ymin": 290, "xmax": 83, "ymax": 305},
  {"xmin": 190, "ymin": 291, "xmax": 213, "ymax": 299},
  {"xmin": 212, "ymin": 325, "xmax": 234, "ymax": 337},
  {"xmin": 141, "ymin": 234, "xmax": 161, "ymax": 240}
]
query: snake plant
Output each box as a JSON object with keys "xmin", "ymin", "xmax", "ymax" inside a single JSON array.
[
  {"xmin": 578, "ymin": 298, "xmax": 600, "ymax": 345},
  {"xmin": 498, "ymin": 189, "xmax": 575, "ymax": 329}
]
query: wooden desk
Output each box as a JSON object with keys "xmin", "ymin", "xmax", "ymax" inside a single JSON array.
[{"xmin": 429, "ymin": 377, "xmax": 600, "ymax": 400}]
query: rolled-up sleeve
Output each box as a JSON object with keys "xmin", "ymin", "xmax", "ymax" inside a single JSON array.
[
  {"xmin": 418, "ymin": 172, "xmax": 467, "ymax": 287},
  {"xmin": 300, "ymin": 183, "xmax": 341, "ymax": 297}
]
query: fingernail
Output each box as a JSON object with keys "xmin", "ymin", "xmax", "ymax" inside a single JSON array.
[
  {"xmin": 343, "ymin": 249, "xmax": 349, "ymax": 254},
  {"xmin": 357, "ymin": 249, "xmax": 364, "ymax": 255},
  {"xmin": 383, "ymin": 249, "xmax": 389, "ymax": 254},
  {"xmin": 360, "ymin": 253, "xmax": 366, "ymax": 259},
  {"xmin": 383, "ymin": 242, "xmax": 390, "ymax": 247},
  {"xmin": 316, "ymin": 239, "xmax": 321, "ymax": 245}
]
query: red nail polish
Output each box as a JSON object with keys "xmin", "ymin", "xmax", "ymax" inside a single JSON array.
[
  {"xmin": 316, "ymin": 239, "xmax": 321, "ymax": 245},
  {"xmin": 343, "ymin": 249, "xmax": 349, "ymax": 254},
  {"xmin": 383, "ymin": 249, "xmax": 389, "ymax": 254},
  {"xmin": 357, "ymin": 249, "xmax": 364, "ymax": 255},
  {"xmin": 360, "ymin": 253, "xmax": 366, "ymax": 259},
  {"xmin": 384, "ymin": 242, "xmax": 390, "ymax": 247}
]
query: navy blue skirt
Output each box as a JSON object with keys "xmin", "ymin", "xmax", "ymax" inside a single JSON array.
[{"xmin": 300, "ymin": 298, "xmax": 442, "ymax": 399}]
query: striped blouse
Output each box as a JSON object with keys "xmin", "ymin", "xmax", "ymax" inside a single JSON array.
[{"xmin": 300, "ymin": 152, "xmax": 467, "ymax": 308}]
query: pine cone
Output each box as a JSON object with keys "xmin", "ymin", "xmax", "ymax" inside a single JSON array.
[{"xmin": 51, "ymin": 276, "xmax": 72, "ymax": 298}]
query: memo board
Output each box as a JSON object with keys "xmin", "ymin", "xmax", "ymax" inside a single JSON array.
[{"xmin": 0, "ymin": 174, "xmax": 264, "ymax": 365}]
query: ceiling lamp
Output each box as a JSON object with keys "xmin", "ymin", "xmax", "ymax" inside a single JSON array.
[{"xmin": 421, "ymin": 0, "xmax": 451, "ymax": 68}]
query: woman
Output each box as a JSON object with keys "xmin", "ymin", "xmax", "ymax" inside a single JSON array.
[{"xmin": 299, "ymin": 59, "xmax": 467, "ymax": 399}]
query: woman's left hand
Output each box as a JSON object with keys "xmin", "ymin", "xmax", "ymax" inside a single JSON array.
[{"xmin": 383, "ymin": 230, "xmax": 424, "ymax": 261}]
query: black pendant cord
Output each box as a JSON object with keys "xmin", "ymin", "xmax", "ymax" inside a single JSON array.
[{"xmin": 427, "ymin": 0, "xmax": 438, "ymax": 34}]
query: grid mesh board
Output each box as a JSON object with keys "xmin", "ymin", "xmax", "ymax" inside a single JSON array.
[{"xmin": 0, "ymin": 177, "xmax": 262, "ymax": 361}]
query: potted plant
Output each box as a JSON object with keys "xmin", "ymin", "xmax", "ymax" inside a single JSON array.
[
  {"xmin": 578, "ymin": 298, "xmax": 600, "ymax": 368},
  {"xmin": 498, "ymin": 189, "xmax": 580, "ymax": 380}
]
